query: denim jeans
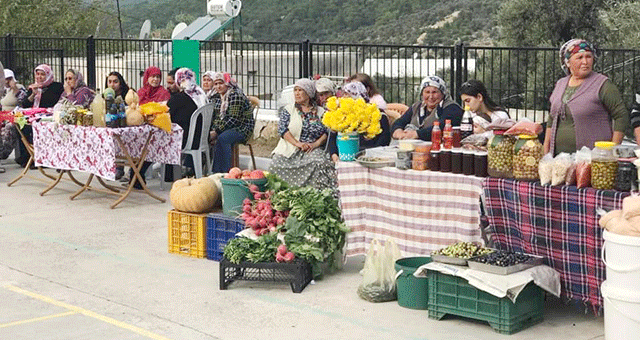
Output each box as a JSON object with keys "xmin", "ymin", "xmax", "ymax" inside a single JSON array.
[{"xmin": 212, "ymin": 128, "xmax": 244, "ymax": 173}]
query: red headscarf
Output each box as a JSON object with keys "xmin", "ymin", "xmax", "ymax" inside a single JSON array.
[{"xmin": 138, "ymin": 66, "xmax": 170, "ymax": 105}]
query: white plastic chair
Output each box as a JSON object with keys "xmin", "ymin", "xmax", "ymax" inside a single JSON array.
[{"xmin": 161, "ymin": 103, "xmax": 214, "ymax": 189}]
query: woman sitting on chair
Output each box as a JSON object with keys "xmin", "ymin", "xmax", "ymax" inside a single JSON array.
[
  {"xmin": 201, "ymin": 71, "xmax": 217, "ymax": 103},
  {"xmin": 208, "ymin": 72, "xmax": 255, "ymax": 173},
  {"xmin": 138, "ymin": 66, "xmax": 170, "ymax": 105},
  {"xmin": 58, "ymin": 69, "xmax": 95, "ymax": 108},
  {"xmin": 269, "ymin": 78, "xmax": 337, "ymax": 190}
]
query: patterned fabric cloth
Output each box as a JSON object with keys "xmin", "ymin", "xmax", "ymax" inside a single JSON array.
[
  {"xmin": 483, "ymin": 178, "xmax": 628, "ymax": 312},
  {"xmin": 277, "ymin": 104, "xmax": 326, "ymax": 143},
  {"xmin": 559, "ymin": 39, "xmax": 597, "ymax": 75},
  {"xmin": 60, "ymin": 70, "xmax": 95, "ymax": 108},
  {"xmin": 32, "ymin": 122, "xmax": 183, "ymax": 181},
  {"xmin": 0, "ymin": 121, "xmax": 17, "ymax": 159},
  {"xmin": 32, "ymin": 64, "xmax": 54, "ymax": 108},
  {"xmin": 342, "ymin": 81, "xmax": 369, "ymax": 101},
  {"xmin": 210, "ymin": 88, "xmax": 255, "ymax": 143},
  {"xmin": 175, "ymin": 68, "xmax": 207, "ymax": 108},
  {"xmin": 269, "ymin": 148, "xmax": 337, "ymax": 191},
  {"xmin": 337, "ymin": 162, "xmax": 484, "ymax": 257}
]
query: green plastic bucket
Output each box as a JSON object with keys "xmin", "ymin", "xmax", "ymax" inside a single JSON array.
[
  {"xmin": 395, "ymin": 257, "xmax": 432, "ymax": 310},
  {"xmin": 220, "ymin": 178, "xmax": 268, "ymax": 217}
]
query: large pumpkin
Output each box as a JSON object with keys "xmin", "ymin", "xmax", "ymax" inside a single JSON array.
[
  {"xmin": 170, "ymin": 177, "xmax": 218, "ymax": 213},
  {"xmin": 208, "ymin": 173, "xmax": 225, "ymax": 207}
]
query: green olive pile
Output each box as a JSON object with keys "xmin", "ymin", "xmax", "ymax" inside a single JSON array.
[
  {"xmin": 470, "ymin": 250, "xmax": 534, "ymax": 267},
  {"xmin": 591, "ymin": 160, "xmax": 618, "ymax": 190},
  {"xmin": 488, "ymin": 135, "xmax": 515, "ymax": 177},
  {"xmin": 513, "ymin": 139, "xmax": 543, "ymax": 180},
  {"xmin": 432, "ymin": 242, "xmax": 492, "ymax": 259}
]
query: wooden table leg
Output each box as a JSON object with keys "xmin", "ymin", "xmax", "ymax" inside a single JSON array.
[
  {"xmin": 8, "ymin": 127, "xmax": 55, "ymax": 186},
  {"xmin": 70, "ymin": 173, "xmax": 94, "ymax": 200},
  {"xmin": 96, "ymin": 176, "xmax": 120, "ymax": 193},
  {"xmin": 40, "ymin": 169, "xmax": 66, "ymax": 196}
]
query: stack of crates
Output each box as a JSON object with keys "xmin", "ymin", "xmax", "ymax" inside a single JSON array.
[
  {"xmin": 167, "ymin": 210, "xmax": 208, "ymax": 258},
  {"xmin": 206, "ymin": 213, "xmax": 245, "ymax": 261},
  {"xmin": 427, "ymin": 270, "xmax": 545, "ymax": 335}
]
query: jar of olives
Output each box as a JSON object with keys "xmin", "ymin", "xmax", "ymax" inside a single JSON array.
[
  {"xmin": 487, "ymin": 130, "xmax": 515, "ymax": 178},
  {"xmin": 591, "ymin": 141, "xmax": 618, "ymax": 190},
  {"xmin": 513, "ymin": 134, "xmax": 543, "ymax": 181}
]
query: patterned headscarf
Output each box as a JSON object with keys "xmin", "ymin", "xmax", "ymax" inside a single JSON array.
[
  {"xmin": 61, "ymin": 69, "xmax": 95, "ymax": 108},
  {"xmin": 138, "ymin": 66, "xmax": 170, "ymax": 105},
  {"xmin": 419, "ymin": 75, "xmax": 448, "ymax": 98},
  {"xmin": 33, "ymin": 64, "xmax": 54, "ymax": 108},
  {"xmin": 202, "ymin": 70, "xmax": 217, "ymax": 99},
  {"xmin": 175, "ymin": 68, "xmax": 208, "ymax": 108},
  {"xmin": 294, "ymin": 78, "xmax": 316, "ymax": 99},
  {"xmin": 211, "ymin": 72, "xmax": 241, "ymax": 119},
  {"xmin": 559, "ymin": 39, "xmax": 597, "ymax": 75},
  {"xmin": 342, "ymin": 81, "xmax": 369, "ymax": 101},
  {"xmin": 315, "ymin": 77, "xmax": 337, "ymax": 94}
]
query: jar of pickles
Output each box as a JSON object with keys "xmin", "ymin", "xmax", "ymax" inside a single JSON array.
[
  {"xmin": 487, "ymin": 130, "xmax": 515, "ymax": 178},
  {"xmin": 513, "ymin": 134, "xmax": 543, "ymax": 181},
  {"xmin": 591, "ymin": 141, "xmax": 618, "ymax": 190}
]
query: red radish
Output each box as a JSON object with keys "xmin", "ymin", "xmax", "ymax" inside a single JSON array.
[
  {"xmin": 277, "ymin": 244, "xmax": 288, "ymax": 256},
  {"xmin": 243, "ymin": 198, "xmax": 251, "ymax": 205},
  {"xmin": 283, "ymin": 252, "xmax": 295, "ymax": 262},
  {"xmin": 260, "ymin": 228, "xmax": 270, "ymax": 236},
  {"xmin": 248, "ymin": 184, "xmax": 259, "ymax": 193},
  {"xmin": 275, "ymin": 253, "xmax": 285, "ymax": 263},
  {"xmin": 249, "ymin": 170, "xmax": 265, "ymax": 179},
  {"xmin": 254, "ymin": 192, "xmax": 262, "ymax": 200}
]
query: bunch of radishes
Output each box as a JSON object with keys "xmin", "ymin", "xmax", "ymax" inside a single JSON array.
[
  {"xmin": 240, "ymin": 185, "xmax": 288, "ymax": 236},
  {"xmin": 276, "ymin": 244, "xmax": 295, "ymax": 263}
]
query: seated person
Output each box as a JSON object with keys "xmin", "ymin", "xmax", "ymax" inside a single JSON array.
[
  {"xmin": 106, "ymin": 71, "xmax": 133, "ymax": 181},
  {"xmin": 345, "ymin": 73, "xmax": 387, "ymax": 111},
  {"xmin": 459, "ymin": 79, "xmax": 510, "ymax": 134},
  {"xmin": 208, "ymin": 72, "xmax": 255, "ymax": 173},
  {"xmin": 58, "ymin": 69, "xmax": 94, "ymax": 108},
  {"xmin": 138, "ymin": 66, "xmax": 170, "ymax": 105},
  {"xmin": 327, "ymin": 81, "xmax": 390, "ymax": 162},
  {"xmin": 269, "ymin": 78, "xmax": 336, "ymax": 190},
  {"xmin": 202, "ymin": 71, "xmax": 217, "ymax": 102},
  {"xmin": 1, "ymin": 69, "xmax": 27, "ymax": 111},
  {"xmin": 392, "ymin": 75, "xmax": 463, "ymax": 141},
  {"xmin": 315, "ymin": 77, "xmax": 337, "ymax": 108}
]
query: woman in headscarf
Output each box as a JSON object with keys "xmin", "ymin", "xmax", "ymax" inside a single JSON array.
[
  {"xmin": 269, "ymin": 78, "xmax": 336, "ymax": 190},
  {"xmin": 346, "ymin": 73, "xmax": 387, "ymax": 111},
  {"xmin": 1, "ymin": 69, "xmax": 27, "ymax": 112},
  {"xmin": 137, "ymin": 66, "xmax": 170, "ymax": 105},
  {"xmin": 175, "ymin": 68, "xmax": 208, "ymax": 109},
  {"xmin": 544, "ymin": 39, "xmax": 628, "ymax": 155},
  {"xmin": 459, "ymin": 79, "xmax": 510, "ymax": 134},
  {"xmin": 19, "ymin": 64, "xmax": 64, "ymax": 109},
  {"xmin": 391, "ymin": 75, "xmax": 463, "ymax": 141},
  {"xmin": 326, "ymin": 81, "xmax": 391, "ymax": 162},
  {"xmin": 315, "ymin": 77, "xmax": 337, "ymax": 108},
  {"xmin": 209, "ymin": 72, "xmax": 255, "ymax": 173},
  {"xmin": 59, "ymin": 69, "xmax": 95, "ymax": 108},
  {"xmin": 201, "ymin": 71, "xmax": 217, "ymax": 102},
  {"xmin": 16, "ymin": 64, "xmax": 64, "ymax": 168},
  {"xmin": 105, "ymin": 71, "xmax": 131, "ymax": 99}
]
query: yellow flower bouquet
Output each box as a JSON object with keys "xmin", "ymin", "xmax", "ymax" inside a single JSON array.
[{"xmin": 322, "ymin": 96, "xmax": 383, "ymax": 139}]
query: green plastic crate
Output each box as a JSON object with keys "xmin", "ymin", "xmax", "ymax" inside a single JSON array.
[{"xmin": 427, "ymin": 270, "xmax": 544, "ymax": 335}]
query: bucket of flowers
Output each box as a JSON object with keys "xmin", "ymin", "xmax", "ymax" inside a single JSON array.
[{"xmin": 322, "ymin": 96, "xmax": 383, "ymax": 161}]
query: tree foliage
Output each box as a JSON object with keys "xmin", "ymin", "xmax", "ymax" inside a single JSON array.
[{"xmin": 599, "ymin": 0, "xmax": 640, "ymax": 49}]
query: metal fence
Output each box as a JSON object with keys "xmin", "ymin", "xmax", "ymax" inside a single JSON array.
[{"xmin": 3, "ymin": 35, "xmax": 640, "ymax": 122}]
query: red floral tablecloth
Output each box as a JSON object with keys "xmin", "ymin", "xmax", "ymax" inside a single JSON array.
[{"xmin": 33, "ymin": 122, "xmax": 183, "ymax": 181}]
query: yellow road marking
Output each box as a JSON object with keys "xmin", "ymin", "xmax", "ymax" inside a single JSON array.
[
  {"xmin": 0, "ymin": 311, "xmax": 77, "ymax": 328},
  {"xmin": 4, "ymin": 285, "xmax": 172, "ymax": 340}
]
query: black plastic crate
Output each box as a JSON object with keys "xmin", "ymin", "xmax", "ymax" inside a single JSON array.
[
  {"xmin": 206, "ymin": 213, "xmax": 245, "ymax": 261},
  {"xmin": 219, "ymin": 258, "xmax": 313, "ymax": 293}
]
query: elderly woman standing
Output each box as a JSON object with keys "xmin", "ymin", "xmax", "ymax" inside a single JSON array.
[
  {"xmin": 208, "ymin": 72, "xmax": 255, "ymax": 173},
  {"xmin": 270, "ymin": 78, "xmax": 336, "ymax": 189},
  {"xmin": 392, "ymin": 76, "xmax": 463, "ymax": 141},
  {"xmin": 1, "ymin": 69, "xmax": 27, "ymax": 111},
  {"xmin": 327, "ymin": 81, "xmax": 390, "ymax": 162},
  {"xmin": 138, "ymin": 66, "xmax": 170, "ymax": 105},
  {"xmin": 544, "ymin": 39, "xmax": 628, "ymax": 155},
  {"xmin": 59, "ymin": 69, "xmax": 94, "ymax": 108}
]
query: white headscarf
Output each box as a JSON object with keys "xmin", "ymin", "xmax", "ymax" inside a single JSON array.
[{"xmin": 175, "ymin": 68, "xmax": 208, "ymax": 108}]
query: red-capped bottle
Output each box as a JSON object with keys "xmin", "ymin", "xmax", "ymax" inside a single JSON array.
[
  {"xmin": 431, "ymin": 121, "xmax": 441, "ymax": 151},
  {"xmin": 443, "ymin": 119, "xmax": 453, "ymax": 149}
]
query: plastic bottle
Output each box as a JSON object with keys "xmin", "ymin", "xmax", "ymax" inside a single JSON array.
[
  {"xmin": 460, "ymin": 105, "xmax": 473, "ymax": 140},
  {"xmin": 443, "ymin": 119, "xmax": 453, "ymax": 149},
  {"xmin": 431, "ymin": 121, "xmax": 441, "ymax": 151}
]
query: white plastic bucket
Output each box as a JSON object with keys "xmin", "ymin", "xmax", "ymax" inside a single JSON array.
[
  {"xmin": 602, "ymin": 230, "xmax": 640, "ymax": 289},
  {"xmin": 601, "ymin": 281, "xmax": 640, "ymax": 340}
]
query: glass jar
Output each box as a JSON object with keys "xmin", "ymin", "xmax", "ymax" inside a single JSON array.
[
  {"xmin": 591, "ymin": 141, "xmax": 618, "ymax": 190},
  {"xmin": 396, "ymin": 150, "xmax": 412, "ymax": 170},
  {"xmin": 462, "ymin": 149, "xmax": 474, "ymax": 176},
  {"xmin": 451, "ymin": 148, "xmax": 463, "ymax": 174},
  {"xmin": 615, "ymin": 160, "xmax": 636, "ymax": 191},
  {"xmin": 474, "ymin": 151, "xmax": 488, "ymax": 177},
  {"xmin": 412, "ymin": 152, "xmax": 429, "ymax": 171},
  {"xmin": 429, "ymin": 150, "xmax": 440, "ymax": 171},
  {"xmin": 452, "ymin": 127, "xmax": 462, "ymax": 148},
  {"xmin": 440, "ymin": 149, "xmax": 452, "ymax": 172},
  {"xmin": 487, "ymin": 130, "xmax": 515, "ymax": 178},
  {"xmin": 513, "ymin": 134, "xmax": 544, "ymax": 181}
]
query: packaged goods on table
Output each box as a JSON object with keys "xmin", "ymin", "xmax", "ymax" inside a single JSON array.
[
  {"xmin": 440, "ymin": 149, "xmax": 452, "ymax": 172},
  {"xmin": 412, "ymin": 151, "xmax": 429, "ymax": 170},
  {"xmin": 451, "ymin": 148, "xmax": 463, "ymax": 174},
  {"xmin": 614, "ymin": 159, "xmax": 637, "ymax": 192},
  {"xmin": 551, "ymin": 153, "xmax": 573, "ymax": 186},
  {"xmin": 512, "ymin": 134, "xmax": 543, "ymax": 181},
  {"xmin": 396, "ymin": 150, "xmax": 412, "ymax": 170},
  {"xmin": 575, "ymin": 147, "xmax": 592, "ymax": 188},
  {"xmin": 429, "ymin": 150, "xmax": 440, "ymax": 171},
  {"xmin": 431, "ymin": 242, "xmax": 493, "ymax": 266},
  {"xmin": 462, "ymin": 149, "xmax": 474, "ymax": 175},
  {"xmin": 487, "ymin": 130, "xmax": 515, "ymax": 178},
  {"xmin": 591, "ymin": 141, "xmax": 618, "ymax": 190},
  {"xmin": 474, "ymin": 151, "xmax": 488, "ymax": 177}
]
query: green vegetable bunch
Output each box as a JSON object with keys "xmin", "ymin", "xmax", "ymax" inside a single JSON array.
[{"xmin": 223, "ymin": 233, "xmax": 279, "ymax": 264}]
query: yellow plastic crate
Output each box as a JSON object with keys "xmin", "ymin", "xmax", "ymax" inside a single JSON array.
[{"xmin": 168, "ymin": 210, "xmax": 207, "ymax": 258}]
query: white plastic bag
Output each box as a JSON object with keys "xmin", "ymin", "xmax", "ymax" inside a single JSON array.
[
  {"xmin": 357, "ymin": 239, "xmax": 401, "ymax": 302},
  {"xmin": 552, "ymin": 153, "xmax": 573, "ymax": 186},
  {"xmin": 539, "ymin": 153, "xmax": 554, "ymax": 185}
]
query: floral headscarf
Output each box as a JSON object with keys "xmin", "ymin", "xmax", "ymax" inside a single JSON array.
[
  {"xmin": 61, "ymin": 69, "xmax": 95, "ymax": 108},
  {"xmin": 212, "ymin": 72, "xmax": 241, "ymax": 118},
  {"xmin": 342, "ymin": 81, "xmax": 369, "ymax": 101},
  {"xmin": 138, "ymin": 66, "xmax": 170, "ymax": 105},
  {"xmin": 202, "ymin": 70, "xmax": 217, "ymax": 99},
  {"xmin": 175, "ymin": 68, "xmax": 208, "ymax": 108},
  {"xmin": 559, "ymin": 39, "xmax": 597, "ymax": 75},
  {"xmin": 33, "ymin": 64, "xmax": 54, "ymax": 108}
]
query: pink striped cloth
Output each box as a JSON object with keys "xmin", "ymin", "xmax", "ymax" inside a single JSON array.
[{"xmin": 336, "ymin": 162, "xmax": 484, "ymax": 257}]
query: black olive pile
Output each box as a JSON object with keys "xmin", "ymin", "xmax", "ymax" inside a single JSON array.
[{"xmin": 471, "ymin": 250, "xmax": 534, "ymax": 267}]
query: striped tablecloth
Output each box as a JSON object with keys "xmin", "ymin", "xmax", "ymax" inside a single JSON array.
[
  {"xmin": 336, "ymin": 162, "xmax": 484, "ymax": 258},
  {"xmin": 483, "ymin": 178, "xmax": 629, "ymax": 312}
]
